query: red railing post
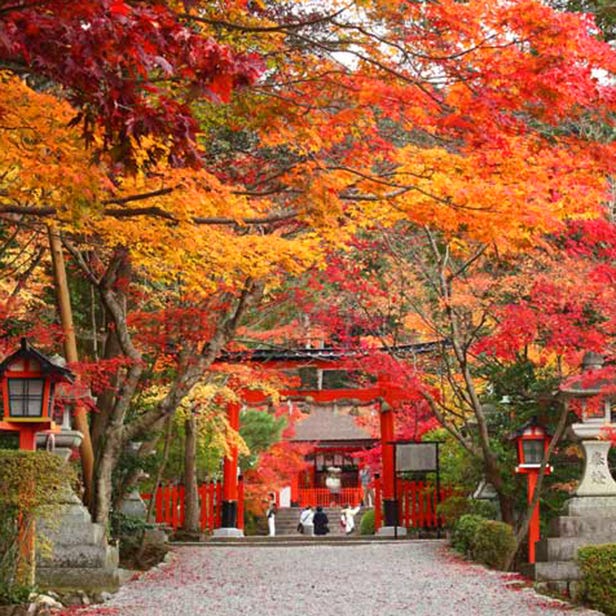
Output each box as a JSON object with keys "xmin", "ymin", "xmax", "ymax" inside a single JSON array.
[
  {"xmin": 164, "ymin": 484, "xmax": 172, "ymax": 526},
  {"xmin": 199, "ymin": 484, "xmax": 206, "ymax": 532},
  {"xmin": 374, "ymin": 473, "xmax": 382, "ymax": 531},
  {"xmin": 171, "ymin": 485, "xmax": 179, "ymax": 529},
  {"xmin": 291, "ymin": 473, "xmax": 299, "ymax": 506},
  {"xmin": 418, "ymin": 481, "xmax": 425, "ymax": 528},
  {"xmin": 155, "ymin": 484, "xmax": 163, "ymax": 524},
  {"xmin": 179, "ymin": 484, "xmax": 185, "ymax": 528}
]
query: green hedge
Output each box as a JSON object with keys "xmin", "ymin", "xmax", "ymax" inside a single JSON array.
[
  {"xmin": 578, "ymin": 544, "xmax": 616, "ymax": 616},
  {"xmin": 0, "ymin": 450, "xmax": 71, "ymax": 604},
  {"xmin": 471, "ymin": 520, "xmax": 516, "ymax": 571},
  {"xmin": 437, "ymin": 496, "xmax": 497, "ymax": 528},
  {"xmin": 451, "ymin": 514, "xmax": 484, "ymax": 556},
  {"xmin": 450, "ymin": 514, "xmax": 515, "ymax": 571},
  {"xmin": 359, "ymin": 509, "xmax": 375, "ymax": 535}
]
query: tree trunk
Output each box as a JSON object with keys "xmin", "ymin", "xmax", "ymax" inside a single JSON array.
[
  {"xmin": 91, "ymin": 311, "xmax": 122, "ymax": 459},
  {"xmin": 94, "ymin": 422, "xmax": 124, "ymax": 525},
  {"xmin": 182, "ymin": 416, "xmax": 200, "ymax": 536}
]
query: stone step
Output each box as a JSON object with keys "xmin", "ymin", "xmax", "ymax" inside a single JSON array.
[
  {"xmin": 38, "ymin": 519, "xmax": 106, "ymax": 547},
  {"xmin": 189, "ymin": 534, "xmax": 414, "ymax": 547},
  {"xmin": 36, "ymin": 566, "xmax": 122, "ymax": 593},
  {"xmin": 272, "ymin": 507, "xmax": 367, "ymax": 536},
  {"xmin": 565, "ymin": 496, "xmax": 616, "ymax": 517},
  {"xmin": 536, "ymin": 536, "xmax": 614, "ymax": 562},
  {"xmin": 40, "ymin": 504, "xmax": 94, "ymax": 526},
  {"xmin": 529, "ymin": 560, "xmax": 581, "ymax": 583},
  {"xmin": 548, "ymin": 515, "xmax": 616, "ymax": 538},
  {"xmin": 38, "ymin": 543, "xmax": 119, "ymax": 569}
]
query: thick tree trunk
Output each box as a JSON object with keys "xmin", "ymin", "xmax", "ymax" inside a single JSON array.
[
  {"xmin": 91, "ymin": 313, "xmax": 122, "ymax": 458},
  {"xmin": 182, "ymin": 416, "xmax": 200, "ymax": 536},
  {"xmin": 94, "ymin": 423, "xmax": 124, "ymax": 525}
]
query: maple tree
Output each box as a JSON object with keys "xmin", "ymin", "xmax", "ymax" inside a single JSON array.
[{"xmin": 2, "ymin": 0, "xmax": 616, "ymax": 535}]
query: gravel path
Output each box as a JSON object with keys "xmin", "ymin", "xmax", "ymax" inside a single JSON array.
[{"xmin": 65, "ymin": 540, "xmax": 602, "ymax": 616}]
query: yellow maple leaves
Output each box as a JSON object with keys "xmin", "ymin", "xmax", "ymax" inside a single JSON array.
[{"xmin": 0, "ymin": 73, "xmax": 110, "ymax": 223}]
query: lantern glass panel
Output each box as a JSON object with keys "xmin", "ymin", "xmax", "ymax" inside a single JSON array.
[
  {"xmin": 522, "ymin": 439, "xmax": 544, "ymax": 465},
  {"xmin": 7, "ymin": 378, "xmax": 44, "ymax": 417}
]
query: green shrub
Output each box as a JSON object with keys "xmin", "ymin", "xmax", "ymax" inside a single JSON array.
[
  {"xmin": 451, "ymin": 514, "xmax": 485, "ymax": 557},
  {"xmin": 437, "ymin": 496, "xmax": 471, "ymax": 528},
  {"xmin": 578, "ymin": 544, "xmax": 616, "ymax": 616},
  {"xmin": 437, "ymin": 496, "xmax": 498, "ymax": 529},
  {"xmin": 0, "ymin": 450, "xmax": 71, "ymax": 604},
  {"xmin": 472, "ymin": 519, "xmax": 516, "ymax": 571},
  {"xmin": 359, "ymin": 509, "xmax": 375, "ymax": 535},
  {"xmin": 468, "ymin": 499, "xmax": 497, "ymax": 520}
]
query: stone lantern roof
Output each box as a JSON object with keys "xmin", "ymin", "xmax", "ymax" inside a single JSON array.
[{"xmin": 559, "ymin": 352, "xmax": 615, "ymax": 398}]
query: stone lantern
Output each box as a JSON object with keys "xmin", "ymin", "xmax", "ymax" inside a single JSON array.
[{"xmin": 561, "ymin": 352, "xmax": 616, "ymax": 498}]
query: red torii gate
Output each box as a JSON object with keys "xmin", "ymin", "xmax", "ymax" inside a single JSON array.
[{"xmin": 214, "ymin": 344, "xmax": 438, "ymax": 537}]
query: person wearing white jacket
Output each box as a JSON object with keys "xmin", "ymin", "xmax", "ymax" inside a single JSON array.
[
  {"xmin": 297, "ymin": 505, "xmax": 314, "ymax": 534},
  {"xmin": 341, "ymin": 503, "xmax": 361, "ymax": 535}
]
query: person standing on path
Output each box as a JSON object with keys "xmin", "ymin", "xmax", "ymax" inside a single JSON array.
[
  {"xmin": 360, "ymin": 466, "xmax": 373, "ymax": 507},
  {"xmin": 340, "ymin": 502, "xmax": 361, "ymax": 535},
  {"xmin": 266, "ymin": 492, "xmax": 277, "ymax": 537}
]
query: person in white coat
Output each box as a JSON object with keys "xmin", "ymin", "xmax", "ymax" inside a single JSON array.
[
  {"xmin": 297, "ymin": 505, "xmax": 314, "ymax": 534},
  {"xmin": 266, "ymin": 493, "xmax": 277, "ymax": 536},
  {"xmin": 341, "ymin": 503, "xmax": 361, "ymax": 535}
]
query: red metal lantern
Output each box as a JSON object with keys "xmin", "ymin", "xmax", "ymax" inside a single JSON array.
[
  {"xmin": 511, "ymin": 416, "xmax": 552, "ymax": 564},
  {"xmin": 0, "ymin": 339, "xmax": 74, "ymax": 450},
  {"xmin": 513, "ymin": 417, "xmax": 552, "ymax": 474}
]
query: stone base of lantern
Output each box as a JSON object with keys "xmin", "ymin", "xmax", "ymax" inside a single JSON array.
[
  {"xmin": 525, "ymin": 495, "xmax": 616, "ymax": 596},
  {"xmin": 36, "ymin": 484, "xmax": 121, "ymax": 594},
  {"xmin": 525, "ymin": 432, "xmax": 616, "ymax": 595}
]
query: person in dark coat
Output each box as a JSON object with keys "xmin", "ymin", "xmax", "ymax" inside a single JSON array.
[{"xmin": 313, "ymin": 505, "xmax": 329, "ymax": 536}]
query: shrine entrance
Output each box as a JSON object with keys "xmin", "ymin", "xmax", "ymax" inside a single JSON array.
[{"xmin": 214, "ymin": 343, "xmax": 440, "ymax": 535}]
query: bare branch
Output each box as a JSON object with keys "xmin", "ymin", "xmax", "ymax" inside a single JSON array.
[{"xmin": 178, "ymin": 6, "xmax": 348, "ymax": 34}]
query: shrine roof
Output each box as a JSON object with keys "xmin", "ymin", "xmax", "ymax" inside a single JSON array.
[{"xmin": 290, "ymin": 407, "xmax": 376, "ymax": 443}]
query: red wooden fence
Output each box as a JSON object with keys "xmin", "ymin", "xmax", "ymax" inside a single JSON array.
[
  {"xmin": 397, "ymin": 479, "xmax": 455, "ymax": 528},
  {"xmin": 298, "ymin": 487, "xmax": 363, "ymax": 508},
  {"xmin": 142, "ymin": 482, "xmax": 223, "ymax": 532},
  {"xmin": 372, "ymin": 479, "xmax": 455, "ymax": 530}
]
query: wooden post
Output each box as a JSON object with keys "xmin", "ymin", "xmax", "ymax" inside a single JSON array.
[{"xmin": 48, "ymin": 225, "xmax": 94, "ymax": 506}]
